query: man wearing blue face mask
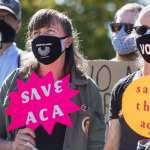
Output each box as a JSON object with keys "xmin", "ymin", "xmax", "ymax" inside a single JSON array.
[
  {"xmin": 104, "ymin": 3, "xmax": 145, "ymax": 150},
  {"xmin": 109, "ymin": 3, "xmax": 143, "ymax": 62}
]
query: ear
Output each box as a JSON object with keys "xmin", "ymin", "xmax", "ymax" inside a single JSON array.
[{"xmin": 64, "ymin": 37, "xmax": 74, "ymax": 49}]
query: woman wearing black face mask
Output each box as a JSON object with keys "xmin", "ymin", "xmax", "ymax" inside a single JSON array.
[
  {"xmin": 0, "ymin": 9, "xmax": 105, "ymax": 150},
  {"xmin": 104, "ymin": 5, "xmax": 150, "ymax": 150}
]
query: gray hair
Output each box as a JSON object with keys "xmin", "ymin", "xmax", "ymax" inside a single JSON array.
[
  {"xmin": 115, "ymin": 3, "xmax": 144, "ymax": 23},
  {"xmin": 135, "ymin": 5, "xmax": 150, "ymax": 26}
]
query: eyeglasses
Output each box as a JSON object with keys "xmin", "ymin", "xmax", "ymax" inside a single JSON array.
[
  {"xmin": 109, "ymin": 22, "xmax": 134, "ymax": 34},
  {"xmin": 134, "ymin": 25, "xmax": 150, "ymax": 35}
]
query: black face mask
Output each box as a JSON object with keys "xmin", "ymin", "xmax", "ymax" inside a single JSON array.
[
  {"xmin": 32, "ymin": 35, "xmax": 66, "ymax": 65},
  {"xmin": 0, "ymin": 20, "xmax": 16, "ymax": 48},
  {"xmin": 136, "ymin": 34, "xmax": 150, "ymax": 63}
]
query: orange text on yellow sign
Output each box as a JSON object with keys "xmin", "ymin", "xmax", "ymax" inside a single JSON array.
[{"xmin": 122, "ymin": 75, "xmax": 150, "ymax": 138}]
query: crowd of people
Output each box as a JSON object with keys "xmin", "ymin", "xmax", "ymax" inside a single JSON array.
[{"xmin": 0, "ymin": 0, "xmax": 150, "ymax": 150}]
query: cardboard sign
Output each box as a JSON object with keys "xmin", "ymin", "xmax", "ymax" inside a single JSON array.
[
  {"xmin": 122, "ymin": 76, "xmax": 150, "ymax": 138},
  {"xmin": 87, "ymin": 59, "xmax": 139, "ymax": 114},
  {"xmin": 6, "ymin": 72, "xmax": 80, "ymax": 134}
]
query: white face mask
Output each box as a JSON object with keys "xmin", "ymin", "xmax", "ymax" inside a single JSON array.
[{"xmin": 111, "ymin": 26, "xmax": 137, "ymax": 55}]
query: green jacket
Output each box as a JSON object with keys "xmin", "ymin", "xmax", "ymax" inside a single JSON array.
[{"xmin": 0, "ymin": 67, "xmax": 105, "ymax": 150}]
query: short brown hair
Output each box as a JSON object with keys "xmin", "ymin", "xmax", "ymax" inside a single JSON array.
[{"xmin": 25, "ymin": 9, "xmax": 87, "ymax": 75}]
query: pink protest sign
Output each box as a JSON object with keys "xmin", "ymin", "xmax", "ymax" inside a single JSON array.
[{"xmin": 6, "ymin": 72, "xmax": 80, "ymax": 134}]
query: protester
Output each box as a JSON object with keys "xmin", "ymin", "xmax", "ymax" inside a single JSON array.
[
  {"xmin": 0, "ymin": 9, "xmax": 105, "ymax": 150},
  {"xmin": 109, "ymin": 3, "xmax": 143, "ymax": 61},
  {"xmin": 135, "ymin": 5, "xmax": 150, "ymax": 150},
  {"xmin": 104, "ymin": 4, "xmax": 150, "ymax": 150},
  {"xmin": 0, "ymin": 0, "xmax": 23, "ymax": 87},
  {"xmin": 104, "ymin": 4, "xmax": 144, "ymax": 149}
]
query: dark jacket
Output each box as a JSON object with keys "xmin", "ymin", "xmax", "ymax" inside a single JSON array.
[{"xmin": 0, "ymin": 67, "xmax": 105, "ymax": 150}]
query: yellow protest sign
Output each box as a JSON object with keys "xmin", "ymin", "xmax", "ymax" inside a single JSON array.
[{"xmin": 122, "ymin": 75, "xmax": 150, "ymax": 138}]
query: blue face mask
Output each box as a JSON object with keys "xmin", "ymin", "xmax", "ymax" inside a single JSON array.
[{"xmin": 111, "ymin": 26, "xmax": 137, "ymax": 55}]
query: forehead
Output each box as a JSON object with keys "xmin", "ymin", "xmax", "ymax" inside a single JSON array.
[
  {"xmin": 140, "ymin": 11, "xmax": 150, "ymax": 27},
  {"xmin": 31, "ymin": 16, "xmax": 64, "ymax": 30},
  {"xmin": 0, "ymin": 9, "xmax": 15, "ymax": 19},
  {"xmin": 31, "ymin": 21, "xmax": 66, "ymax": 38},
  {"xmin": 35, "ymin": 21, "xmax": 64, "ymax": 31},
  {"xmin": 116, "ymin": 10, "xmax": 138, "ymax": 24},
  {"xmin": 0, "ymin": 9, "xmax": 10, "ymax": 15}
]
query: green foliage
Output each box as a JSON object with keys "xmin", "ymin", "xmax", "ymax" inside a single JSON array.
[{"xmin": 16, "ymin": 0, "xmax": 138, "ymax": 59}]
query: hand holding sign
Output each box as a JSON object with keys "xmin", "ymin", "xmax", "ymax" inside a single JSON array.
[
  {"xmin": 12, "ymin": 128, "xmax": 37, "ymax": 150},
  {"xmin": 6, "ymin": 72, "xmax": 80, "ymax": 134},
  {"xmin": 122, "ymin": 75, "xmax": 150, "ymax": 138}
]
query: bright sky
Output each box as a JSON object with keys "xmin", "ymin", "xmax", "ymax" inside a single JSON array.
[
  {"xmin": 138, "ymin": 0, "xmax": 150, "ymax": 5},
  {"xmin": 54, "ymin": 0, "xmax": 150, "ymax": 6}
]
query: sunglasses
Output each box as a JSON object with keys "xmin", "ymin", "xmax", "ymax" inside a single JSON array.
[
  {"xmin": 134, "ymin": 25, "xmax": 150, "ymax": 35},
  {"xmin": 109, "ymin": 22, "xmax": 134, "ymax": 34}
]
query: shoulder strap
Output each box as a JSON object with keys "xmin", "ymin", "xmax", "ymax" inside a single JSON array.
[
  {"xmin": 122, "ymin": 72, "xmax": 136, "ymax": 91},
  {"xmin": 18, "ymin": 53, "xmax": 21, "ymax": 67},
  {"xmin": 17, "ymin": 49, "xmax": 22, "ymax": 68}
]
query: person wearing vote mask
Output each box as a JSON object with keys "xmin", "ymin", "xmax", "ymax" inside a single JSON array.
[
  {"xmin": 104, "ymin": 4, "xmax": 150, "ymax": 150},
  {"xmin": 109, "ymin": 3, "xmax": 143, "ymax": 62},
  {"xmin": 136, "ymin": 6, "xmax": 150, "ymax": 150}
]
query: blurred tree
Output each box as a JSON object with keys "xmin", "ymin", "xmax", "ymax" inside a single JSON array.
[
  {"xmin": 16, "ymin": 0, "xmax": 142, "ymax": 60},
  {"xmin": 16, "ymin": 0, "xmax": 55, "ymax": 52}
]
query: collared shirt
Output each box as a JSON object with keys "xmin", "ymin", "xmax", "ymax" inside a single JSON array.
[{"xmin": 0, "ymin": 42, "xmax": 20, "ymax": 87}]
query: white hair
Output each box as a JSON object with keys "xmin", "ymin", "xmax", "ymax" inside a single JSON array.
[
  {"xmin": 135, "ymin": 4, "xmax": 150, "ymax": 26},
  {"xmin": 115, "ymin": 3, "xmax": 143, "ymax": 22}
]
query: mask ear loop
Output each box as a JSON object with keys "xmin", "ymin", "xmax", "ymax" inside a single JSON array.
[
  {"xmin": 60, "ymin": 39, "xmax": 65, "ymax": 52},
  {"xmin": 0, "ymin": 18, "xmax": 4, "ymax": 49},
  {"xmin": 60, "ymin": 36, "xmax": 69, "ymax": 52},
  {"xmin": 0, "ymin": 32, "xmax": 2, "ymax": 49}
]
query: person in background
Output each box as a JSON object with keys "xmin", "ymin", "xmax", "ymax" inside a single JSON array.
[
  {"xmin": 104, "ymin": 4, "xmax": 150, "ymax": 150},
  {"xmin": 0, "ymin": 9, "xmax": 105, "ymax": 150},
  {"xmin": 109, "ymin": 3, "xmax": 143, "ymax": 61},
  {"xmin": 0, "ymin": 0, "xmax": 22, "ymax": 88},
  {"xmin": 104, "ymin": 4, "xmax": 144, "ymax": 150}
]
